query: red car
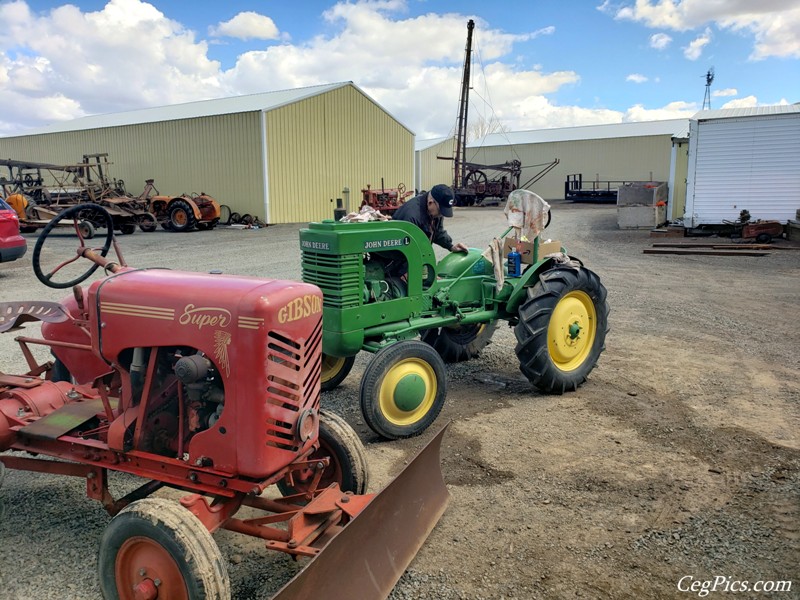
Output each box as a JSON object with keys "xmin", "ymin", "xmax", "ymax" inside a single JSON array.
[{"xmin": 0, "ymin": 197, "xmax": 27, "ymax": 263}]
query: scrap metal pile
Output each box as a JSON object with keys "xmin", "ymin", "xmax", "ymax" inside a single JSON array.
[{"xmin": 0, "ymin": 154, "xmax": 221, "ymax": 235}]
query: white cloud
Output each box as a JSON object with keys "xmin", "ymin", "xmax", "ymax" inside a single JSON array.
[
  {"xmin": 611, "ymin": 0, "xmax": 800, "ymax": 59},
  {"xmin": 720, "ymin": 96, "xmax": 791, "ymax": 109},
  {"xmin": 626, "ymin": 73, "xmax": 649, "ymax": 83},
  {"xmin": 210, "ymin": 12, "xmax": 281, "ymax": 41},
  {"xmin": 683, "ymin": 28, "xmax": 712, "ymax": 60},
  {"xmin": 712, "ymin": 87, "xmax": 737, "ymax": 97},
  {"xmin": 649, "ymin": 33, "xmax": 672, "ymax": 49},
  {"xmin": 624, "ymin": 100, "xmax": 698, "ymax": 120}
]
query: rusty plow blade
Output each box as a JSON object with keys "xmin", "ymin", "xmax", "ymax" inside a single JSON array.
[{"xmin": 273, "ymin": 423, "xmax": 451, "ymax": 600}]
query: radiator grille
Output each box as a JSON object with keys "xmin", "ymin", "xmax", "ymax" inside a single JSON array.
[
  {"xmin": 264, "ymin": 317, "xmax": 322, "ymax": 451},
  {"xmin": 301, "ymin": 251, "xmax": 362, "ymax": 309}
]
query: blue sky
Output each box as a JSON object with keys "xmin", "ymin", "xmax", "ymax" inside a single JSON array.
[{"xmin": 1, "ymin": 0, "xmax": 798, "ymax": 138}]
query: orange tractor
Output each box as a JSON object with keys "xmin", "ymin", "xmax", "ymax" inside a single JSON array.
[
  {"xmin": 138, "ymin": 179, "xmax": 222, "ymax": 232},
  {"xmin": 0, "ymin": 204, "xmax": 448, "ymax": 599}
]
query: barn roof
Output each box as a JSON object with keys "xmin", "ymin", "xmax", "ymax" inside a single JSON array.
[
  {"xmin": 16, "ymin": 82, "xmax": 413, "ymax": 136},
  {"xmin": 692, "ymin": 104, "xmax": 800, "ymax": 121}
]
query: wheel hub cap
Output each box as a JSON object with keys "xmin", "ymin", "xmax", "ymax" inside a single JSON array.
[
  {"xmin": 379, "ymin": 358, "xmax": 437, "ymax": 425},
  {"xmin": 393, "ymin": 374, "xmax": 426, "ymax": 411},
  {"xmin": 548, "ymin": 291, "xmax": 597, "ymax": 372}
]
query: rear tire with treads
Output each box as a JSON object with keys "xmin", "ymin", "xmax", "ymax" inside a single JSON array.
[
  {"xmin": 514, "ymin": 266, "xmax": 609, "ymax": 394},
  {"xmin": 421, "ymin": 320, "xmax": 497, "ymax": 363}
]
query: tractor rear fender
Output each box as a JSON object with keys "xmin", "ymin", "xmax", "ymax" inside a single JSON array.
[
  {"xmin": 505, "ymin": 256, "xmax": 567, "ymax": 314},
  {"xmin": 173, "ymin": 197, "xmax": 203, "ymax": 220}
]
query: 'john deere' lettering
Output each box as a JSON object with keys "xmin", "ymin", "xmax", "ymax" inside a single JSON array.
[
  {"xmin": 364, "ymin": 237, "xmax": 409, "ymax": 251},
  {"xmin": 278, "ymin": 294, "xmax": 322, "ymax": 323}
]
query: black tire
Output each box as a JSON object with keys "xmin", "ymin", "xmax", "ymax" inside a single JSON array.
[
  {"xmin": 755, "ymin": 233, "xmax": 772, "ymax": 244},
  {"xmin": 169, "ymin": 199, "xmax": 197, "ymax": 232},
  {"xmin": 98, "ymin": 498, "xmax": 230, "ymax": 600},
  {"xmin": 119, "ymin": 222, "xmax": 136, "ymax": 235},
  {"xmin": 161, "ymin": 220, "xmax": 174, "ymax": 231},
  {"xmin": 360, "ymin": 340, "xmax": 447, "ymax": 440},
  {"xmin": 77, "ymin": 220, "xmax": 95, "ymax": 240},
  {"xmin": 138, "ymin": 212, "xmax": 157, "ymax": 233},
  {"xmin": 514, "ymin": 266, "xmax": 609, "ymax": 394},
  {"xmin": 421, "ymin": 320, "xmax": 498, "ymax": 363},
  {"xmin": 321, "ymin": 354, "xmax": 356, "ymax": 391},
  {"xmin": 278, "ymin": 409, "xmax": 369, "ymax": 497},
  {"xmin": 229, "ymin": 212, "xmax": 241, "ymax": 224}
]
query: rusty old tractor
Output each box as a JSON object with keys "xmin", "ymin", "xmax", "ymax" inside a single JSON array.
[
  {"xmin": 138, "ymin": 179, "xmax": 222, "ymax": 232},
  {"xmin": 0, "ymin": 204, "xmax": 448, "ymax": 599},
  {"xmin": 360, "ymin": 182, "xmax": 413, "ymax": 215}
]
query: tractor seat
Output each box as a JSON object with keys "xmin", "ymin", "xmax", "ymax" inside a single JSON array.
[{"xmin": 0, "ymin": 301, "xmax": 71, "ymax": 333}]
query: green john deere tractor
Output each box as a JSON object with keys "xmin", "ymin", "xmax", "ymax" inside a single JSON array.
[{"xmin": 299, "ymin": 214, "xmax": 609, "ymax": 440}]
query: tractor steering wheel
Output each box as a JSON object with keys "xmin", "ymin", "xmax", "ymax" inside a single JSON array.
[{"xmin": 32, "ymin": 203, "xmax": 115, "ymax": 289}]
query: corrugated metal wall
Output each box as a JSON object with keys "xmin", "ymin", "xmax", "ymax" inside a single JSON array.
[
  {"xmin": 685, "ymin": 114, "xmax": 800, "ymax": 226},
  {"xmin": 0, "ymin": 113, "xmax": 266, "ymax": 218},
  {"xmin": 416, "ymin": 138, "xmax": 456, "ymax": 193},
  {"xmin": 266, "ymin": 85, "xmax": 414, "ymax": 223},
  {"xmin": 466, "ymin": 135, "xmax": 674, "ymax": 200}
]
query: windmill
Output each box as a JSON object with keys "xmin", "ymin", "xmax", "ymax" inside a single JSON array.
[{"xmin": 702, "ymin": 67, "xmax": 714, "ymax": 110}]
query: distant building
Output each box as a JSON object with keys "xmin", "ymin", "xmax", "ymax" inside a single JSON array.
[
  {"xmin": 684, "ymin": 105, "xmax": 800, "ymax": 227},
  {"xmin": 0, "ymin": 82, "xmax": 413, "ymax": 224}
]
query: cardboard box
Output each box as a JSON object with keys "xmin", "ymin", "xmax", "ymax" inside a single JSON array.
[{"xmin": 503, "ymin": 238, "xmax": 562, "ymax": 264}]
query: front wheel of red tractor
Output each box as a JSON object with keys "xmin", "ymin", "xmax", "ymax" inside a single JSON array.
[
  {"xmin": 514, "ymin": 266, "xmax": 609, "ymax": 394},
  {"xmin": 278, "ymin": 409, "xmax": 369, "ymax": 497},
  {"xmin": 98, "ymin": 497, "xmax": 230, "ymax": 600},
  {"xmin": 360, "ymin": 340, "xmax": 447, "ymax": 440}
]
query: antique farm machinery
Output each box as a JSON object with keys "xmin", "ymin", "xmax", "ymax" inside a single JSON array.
[
  {"xmin": 0, "ymin": 205, "xmax": 448, "ymax": 599},
  {"xmin": 301, "ymin": 189, "xmax": 610, "ymax": 440}
]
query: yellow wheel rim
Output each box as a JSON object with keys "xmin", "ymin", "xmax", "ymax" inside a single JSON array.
[
  {"xmin": 547, "ymin": 290, "xmax": 597, "ymax": 372},
  {"xmin": 378, "ymin": 358, "xmax": 437, "ymax": 426},
  {"xmin": 321, "ymin": 354, "xmax": 345, "ymax": 384}
]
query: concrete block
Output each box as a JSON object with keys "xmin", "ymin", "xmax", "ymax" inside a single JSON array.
[{"xmin": 618, "ymin": 205, "xmax": 667, "ymax": 229}]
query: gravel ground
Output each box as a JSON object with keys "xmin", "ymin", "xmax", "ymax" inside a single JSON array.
[{"xmin": 1, "ymin": 202, "xmax": 798, "ymax": 599}]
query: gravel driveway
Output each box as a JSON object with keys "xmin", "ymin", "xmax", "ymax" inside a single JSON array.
[{"xmin": 1, "ymin": 202, "xmax": 798, "ymax": 599}]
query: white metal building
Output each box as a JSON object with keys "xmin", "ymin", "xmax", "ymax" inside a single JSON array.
[{"xmin": 683, "ymin": 105, "xmax": 800, "ymax": 227}]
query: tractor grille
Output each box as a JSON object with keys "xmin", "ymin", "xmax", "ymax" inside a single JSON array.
[
  {"xmin": 263, "ymin": 316, "xmax": 322, "ymax": 452},
  {"xmin": 302, "ymin": 251, "xmax": 361, "ymax": 309}
]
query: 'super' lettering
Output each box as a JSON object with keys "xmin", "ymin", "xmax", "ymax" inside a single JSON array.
[{"xmin": 179, "ymin": 305, "xmax": 232, "ymax": 330}]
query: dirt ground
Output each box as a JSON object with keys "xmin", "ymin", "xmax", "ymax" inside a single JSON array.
[{"xmin": 0, "ymin": 202, "xmax": 798, "ymax": 599}]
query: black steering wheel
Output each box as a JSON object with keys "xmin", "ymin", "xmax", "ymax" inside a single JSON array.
[{"xmin": 32, "ymin": 203, "xmax": 115, "ymax": 289}]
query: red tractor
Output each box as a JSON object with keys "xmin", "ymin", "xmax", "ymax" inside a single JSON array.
[
  {"xmin": 0, "ymin": 205, "xmax": 448, "ymax": 599},
  {"xmin": 360, "ymin": 183, "xmax": 413, "ymax": 215}
]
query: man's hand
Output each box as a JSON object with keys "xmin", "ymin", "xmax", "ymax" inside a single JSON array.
[{"xmin": 451, "ymin": 242, "xmax": 469, "ymax": 252}]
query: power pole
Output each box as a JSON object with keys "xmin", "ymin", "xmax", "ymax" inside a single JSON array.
[{"xmin": 454, "ymin": 19, "xmax": 474, "ymax": 191}]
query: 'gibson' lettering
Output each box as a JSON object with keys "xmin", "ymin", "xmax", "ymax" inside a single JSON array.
[{"xmin": 278, "ymin": 295, "xmax": 322, "ymax": 323}]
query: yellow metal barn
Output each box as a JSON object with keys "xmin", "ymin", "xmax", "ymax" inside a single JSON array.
[{"xmin": 0, "ymin": 82, "xmax": 413, "ymax": 224}]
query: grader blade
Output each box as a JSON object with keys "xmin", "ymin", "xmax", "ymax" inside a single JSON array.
[{"xmin": 273, "ymin": 423, "xmax": 451, "ymax": 600}]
